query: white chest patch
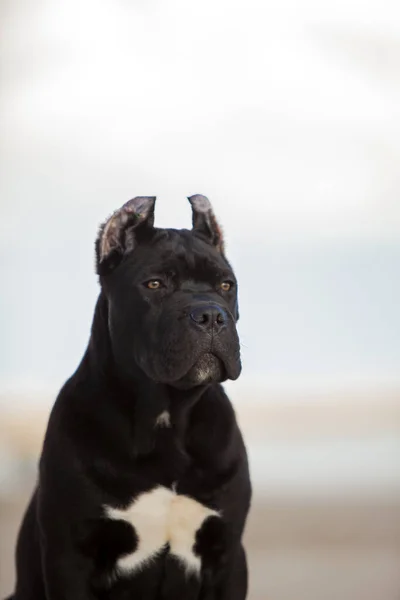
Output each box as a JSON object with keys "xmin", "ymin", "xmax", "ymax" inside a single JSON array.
[
  {"xmin": 105, "ymin": 487, "xmax": 219, "ymax": 575},
  {"xmin": 155, "ymin": 410, "xmax": 171, "ymax": 428}
]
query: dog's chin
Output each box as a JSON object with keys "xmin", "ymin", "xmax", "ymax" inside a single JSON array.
[{"xmin": 172, "ymin": 353, "xmax": 227, "ymax": 390}]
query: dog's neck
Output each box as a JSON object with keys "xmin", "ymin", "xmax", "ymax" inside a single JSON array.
[{"xmin": 80, "ymin": 292, "xmax": 210, "ymax": 456}]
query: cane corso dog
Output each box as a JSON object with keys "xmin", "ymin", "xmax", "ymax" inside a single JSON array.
[{"xmin": 8, "ymin": 195, "xmax": 251, "ymax": 600}]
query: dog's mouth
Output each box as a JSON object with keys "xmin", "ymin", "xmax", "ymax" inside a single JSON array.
[
  {"xmin": 190, "ymin": 352, "xmax": 226, "ymax": 383},
  {"xmin": 172, "ymin": 351, "xmax": 240, "ymax": 390}
]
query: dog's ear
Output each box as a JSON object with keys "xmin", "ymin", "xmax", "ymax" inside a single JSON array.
[
  {"xmin": 188, "ymin": 194, "xmax": 224, "ymax": 253},
  {"xmin": 96, "ymin": 196, "xmax": 156, "ymax": 275}
]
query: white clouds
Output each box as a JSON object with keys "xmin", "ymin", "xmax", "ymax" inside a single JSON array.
[{"xmin": 2, "ymin": 0, "xmax": 400, "ymax": 240}]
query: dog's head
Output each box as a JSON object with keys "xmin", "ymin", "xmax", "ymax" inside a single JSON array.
[{"xmin": 95, "ymin": 196, "xmax": 241, "ymax": 389}]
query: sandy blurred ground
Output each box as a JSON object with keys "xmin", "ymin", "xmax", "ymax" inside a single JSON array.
[{"xmin": 1, "ymin": 393, "xmax": 400, "ymax": 600}]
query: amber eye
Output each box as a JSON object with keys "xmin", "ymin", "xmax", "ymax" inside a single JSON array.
[
  {"xmin": 220, "ymin": 281, "xmax": 232, "ymax": 292},
  {"xmin": 146, "ymin": 280, "xmax": 162, "ymax": 290}
]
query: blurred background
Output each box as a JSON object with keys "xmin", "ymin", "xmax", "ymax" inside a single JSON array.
[{"xmin": 1, "ymin": 0, "xmax": 400, "ymax": 598}]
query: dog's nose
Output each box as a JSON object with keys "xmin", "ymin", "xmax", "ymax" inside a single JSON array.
[{"xmin": 190, "ymin": 305, "xmax": 226, "ymax": 332}]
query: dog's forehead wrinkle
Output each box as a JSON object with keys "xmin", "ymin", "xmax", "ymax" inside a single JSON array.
[
  {"xmin": 126, "ymin": 233, "xmax": 231, "ymax": 283},
  {"xmin": 123, "ymin": 226, "xmax": 230, "ymax": 269},
  {"xmin": 154, "ymin": 228, "xmax": 221, "ymax": 259}
]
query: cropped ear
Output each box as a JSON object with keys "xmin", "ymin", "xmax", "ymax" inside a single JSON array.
[
  {"xmin": 187, "ymin": 194, "xmax": 224, "ymax": 253},
  {"xmin": 96, "ymin": 196, "xmax": 156, "ymax": 275}
]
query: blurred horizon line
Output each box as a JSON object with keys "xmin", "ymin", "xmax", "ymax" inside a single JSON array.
[{"xmin": 1, "ymin": 373, "xmax": 400, "ymax": 410}]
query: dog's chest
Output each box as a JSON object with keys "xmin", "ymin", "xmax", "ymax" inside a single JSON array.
[{"xmin": 104, "ymin": 485, "xmax": 218, "ymax": 575}]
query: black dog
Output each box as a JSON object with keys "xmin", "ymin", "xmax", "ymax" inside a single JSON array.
[{"xmin": 8, "ymin": 195, "xmax": 251, "ymax": 600}]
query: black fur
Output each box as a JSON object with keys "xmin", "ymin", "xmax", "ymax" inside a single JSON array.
[{"xmin": 8, "ymin": 197, "xmax": 251, "ymax": 600}]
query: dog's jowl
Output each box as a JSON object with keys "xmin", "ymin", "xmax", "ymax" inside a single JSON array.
[{"xmin": 8, "ymin": 196, "xmax": 252, "ymax": 600}]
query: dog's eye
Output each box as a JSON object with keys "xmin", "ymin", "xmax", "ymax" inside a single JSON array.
[
  {"xmin": 220, "ymin": 281, "xmax": 232, "ymax": 292},
  {"xmin": 146, "ymin": 280, "xmax": 162, "ymax": 290}
]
